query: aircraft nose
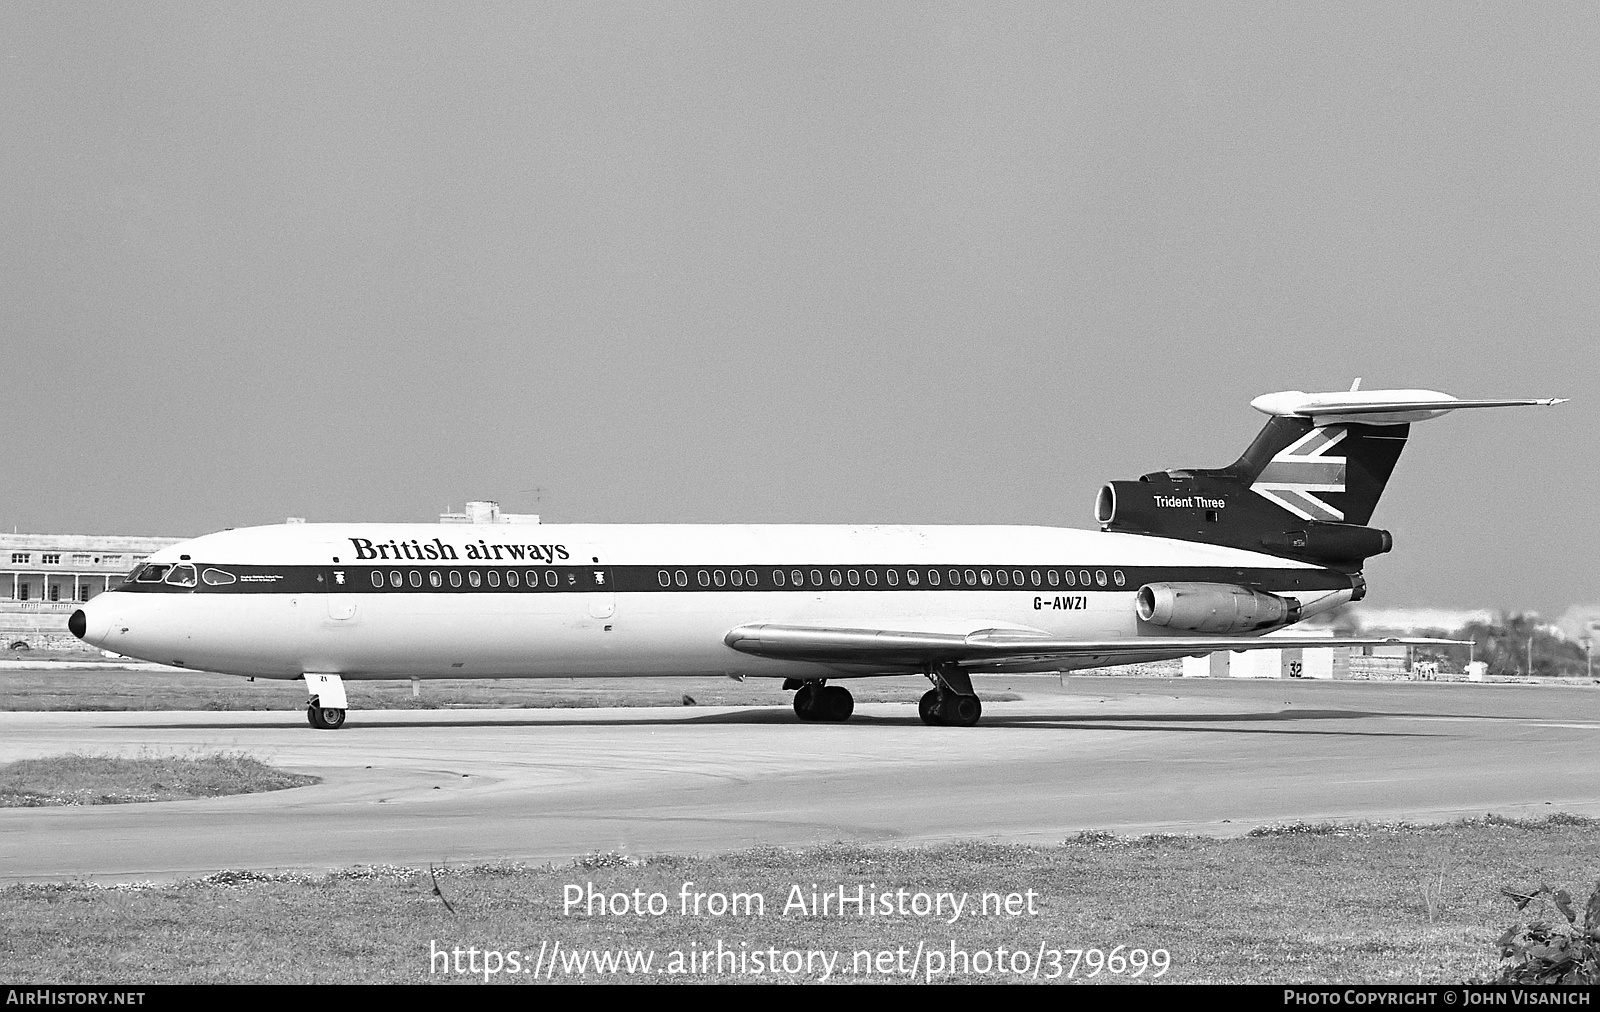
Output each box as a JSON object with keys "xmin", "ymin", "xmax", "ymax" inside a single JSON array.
[{"xmin": 69, "ymin": 599, "xmax": 117, "ymax": 648}]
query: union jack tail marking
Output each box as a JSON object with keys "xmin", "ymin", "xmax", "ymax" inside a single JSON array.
[{"xmin": 1250, "ymin": 425, "xmax": 1348, "ymax": 521}]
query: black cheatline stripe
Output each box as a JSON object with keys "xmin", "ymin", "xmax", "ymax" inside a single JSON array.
[
  {"xmin": 110, "ymin": 563, "xmax": 1352, "ymax": 595},
  {"xmin": 612, "ymin": 565, "xmax": 1348, "ymax": 593}
]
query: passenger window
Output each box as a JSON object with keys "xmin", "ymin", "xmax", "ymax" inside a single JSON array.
[
  {"xmin": 487, "ymin": 570, "xmax": 500, "ymax": 588},
  {"xmin": 1114, "ymin": 570, "xmax": 1125, "ymax": 587},
  {"xmin": 506, "ymin": 570, "xmax": 519, "ymax": 588},
  {"xmin": 659, "ymin": 570, "xmax": 671, "ymax": 587},
  {"xmin": 949, "ymin": 569, "xmax": 961, "ymax": 586},
  {"xmin": 698, "ymin": 570, "xmax": 710, "ymax": 587},
  {"xmin": 790, "ymin": 569, "xmax": 803, "ymax": 587},
  {"xmin": 202, "ymin": 568, "xmax": 237, "ymax": 586},
  {"xmin": 865, "ymin": 569, "xmax": 877, "ymax": 586},
  {"xmin": 675, "ymin": 570, "xmax": 688, "ymax": 587},
  {"xmin": 468, "ymin": 571, "xmax": 481, "ymax": 588},
  {"xmin": 996, "ymin": 569, "xmax": 1008, "ymax": 587},
  {"xmin": 1014, "ymin": 570, "xmax": 1025, "ymax": 587},
  {"xmin": 1064, "ymin": 570, "xmax": 1075, "ymax": 587},
  {"xmin": 847, "ymin": 570, "xmax": 859, "ymax": 587},
  {"xmin": 745, "ymin": 569, "xmax": 757, "ymax": 587},
  {"xmin": 773, "ymin": 570, "xmax": 785, "ymax": 587},
  {"xmin": 979, "ymin": 570, "xmax": 992, "ymax": 587},
  {"xmin": 729, "ymin": 569, "xmax": 742, "ymax": 587},
  {"xmin": 829, "ymin": 570, "xmax": 842, "ymax": 587},
  {"xmin": 546, "ymin": 571, "xmax": 558, "ymax": 587},
  {"xmin": 409, "ymin": 571, "xmax": 422, "ymax": 588},
  {"xmin": 1095, "ymin": 570, "xmax": 1107, "ymax": 587},
  {"xmin": 965, "ymin": 569, "xmax": 977, "ymax": 586},
  {"xmin": 810, "ymin": 570, "xmax": 822, "ymax": 587},
  {"xmin": 1079, "ymin": 570, "xmax": 1091, "ymax": 587},
  {"xmin": 713, "ymin": 570, "xmax": 725, "ymax": 588},
  {"xmin": 429, "ymin": 571, "xmax": 442, "ymax": 588},
  {"xmin": 925, "ymin": 569, "xmax": 937, "ymax": 586},
  {"xmin": 1046, "ymin": 570, "xmax": 1058, "ymax": 587},
  {"xmin": 887, "ymin": 569, "xmax": 899, "ymax": 587},
  {"xmin": 526, "ymin": 571, "xmax": 539, "ymax": 587},
  {"xmin": 371, "ymin": 571, "xmax": 385, "ymax": 588},
  {"xmin": 450, "ymin": 570, "xmax": 463, "ymax": 588},
  {"xmin": 390, "ymin": 570, "xmax": 403, "ymax": 587}
]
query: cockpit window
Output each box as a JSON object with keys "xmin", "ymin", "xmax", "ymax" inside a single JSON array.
[
  {"xmin": 164, "ymin": 564, "xmax": 198, "ymax": 587},
  {"xmin": 135, "ymin": 564, "xmax": 170, "ymax": 584},
  {"xmin": 202, "ymin": 568, "xmax": 237, "ymax": 586}
]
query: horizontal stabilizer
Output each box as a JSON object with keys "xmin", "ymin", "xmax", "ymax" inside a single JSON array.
[
  {"xmin": 724, "ymin": 623, "xmax": 1464, "ymax": 669},
  {"xmin": 1251, "ymin": 388, "xmax": 1565, "ymax": 426}
]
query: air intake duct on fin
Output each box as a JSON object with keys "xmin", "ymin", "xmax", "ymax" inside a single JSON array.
[{"xmin": 1136, "ymin": 582, "xmax": 1301, "ymax": 634}]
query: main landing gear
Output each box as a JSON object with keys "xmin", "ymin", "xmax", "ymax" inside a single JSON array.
[
  {"xmin": 919, "ymin": 663, "xmax": 983, "ymax": 727},
  {"xmin": 786, "ymin": 679, "xmax": 855, "ymax": 722},
  {"xmin": 304, "ymin": 672, "xmax": 348, "ymax": 731}
]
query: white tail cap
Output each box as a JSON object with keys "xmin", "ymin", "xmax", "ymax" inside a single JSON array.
[{"xmin": 1250, "ymin": 387, "xmax": 1566, "ymax": 426}]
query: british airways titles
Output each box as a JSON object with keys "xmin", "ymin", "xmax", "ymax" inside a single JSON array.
[{"xmin": 349, "ymin": 537, "xmax": 571, "ymax": 564}]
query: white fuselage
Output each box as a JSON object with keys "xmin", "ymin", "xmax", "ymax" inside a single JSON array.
[{"xmin": 73, "ymin": 522, "xmax": 1353, "ymax": 681}]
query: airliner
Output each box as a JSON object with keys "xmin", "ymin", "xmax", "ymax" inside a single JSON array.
[{"xmin": 70, "ymin": 384, "xmax": 1562, "ymax": 729}]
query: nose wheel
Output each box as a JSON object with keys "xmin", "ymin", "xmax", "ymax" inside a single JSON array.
[
  {"xmin": 303, "ymin": 674, "xmax": 349, "ymax": 730},
  {"xmin": 307, "ymin": 705, "xmax": 346, "ymax": 730}
]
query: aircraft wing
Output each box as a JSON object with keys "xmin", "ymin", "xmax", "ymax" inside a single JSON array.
[{"xmin": 723, "ymin": 623, "xmax": 1464, "ymax": 668}]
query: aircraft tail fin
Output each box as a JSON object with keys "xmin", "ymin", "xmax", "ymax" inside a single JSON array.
[{"xmin": 1095, "ymin": 386, "xmax": 1565, "ymax": 569}]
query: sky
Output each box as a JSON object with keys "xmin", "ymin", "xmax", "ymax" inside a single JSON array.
[{"xmin": 1, "ymin": 3, "xmax": 1595, "ymax": 617}]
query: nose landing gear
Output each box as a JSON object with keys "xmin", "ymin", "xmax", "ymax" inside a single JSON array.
[{"xmin": 303, "ymin": 673, "xmax": 349, "ymax": 731}]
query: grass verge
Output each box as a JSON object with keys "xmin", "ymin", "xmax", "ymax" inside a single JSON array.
[
  {"xmin": 2, "ymin": 815, "xmax": 1596, "ymax": 983},
  {"xmin": 0, "ymin": 751, "xmax": 320, "ymax": 807}
]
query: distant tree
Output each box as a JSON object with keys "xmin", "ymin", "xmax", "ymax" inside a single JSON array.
[
  {"xmin": 1408, "ymin": 628, "xmax": 1455, "ymax": 669},
  {"xmin": 1458, "ymin": 613, "xmax": 1589, "ymax": 678}
]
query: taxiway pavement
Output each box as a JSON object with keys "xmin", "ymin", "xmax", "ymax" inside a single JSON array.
[{"xmin": 2, "ymin": 677, "xmax": 1596, "ymax": 882}]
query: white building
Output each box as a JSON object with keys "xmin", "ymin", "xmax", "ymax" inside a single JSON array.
[
  {"xmin": 438, "ymin": 501, "xmax": 540, "ymax": 525},
  {"xmin": 1182, "ymin": 628, "xmax": 1351, "ymax": 679}
]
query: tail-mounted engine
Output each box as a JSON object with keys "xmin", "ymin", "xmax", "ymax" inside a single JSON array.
[{"xmin": 1135, "ymin": 582, "xmax": 1301, "ymax": 634}]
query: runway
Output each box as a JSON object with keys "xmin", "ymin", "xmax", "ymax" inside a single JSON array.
[{"xmin": 2, "ymin": 676, "xmax": 1597, "ymax": 883}]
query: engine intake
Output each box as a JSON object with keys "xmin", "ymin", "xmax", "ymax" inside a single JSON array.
[{"xmin": 1135, "ymin": 582, "xmax": 1301, "ymax": 634}]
